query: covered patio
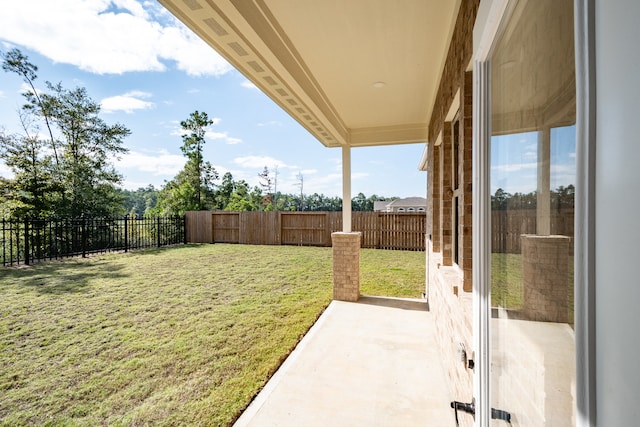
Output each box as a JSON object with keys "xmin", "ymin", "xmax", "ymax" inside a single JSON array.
[{"xmin": 234, "ymin": 296, "xmax": 452, "ymax": 426}]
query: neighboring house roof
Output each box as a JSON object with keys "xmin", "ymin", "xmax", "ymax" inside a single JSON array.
[
  {"xmin": 387, "ymin": 197, "xmax": 427, "ymax": 208},
  {"xmin": 374, "ymin": 197, "xmax": 427, "ymax": 211},
  {"xmin": 373, "ymin": 201, "xmax": 390, "ymax": 212}
]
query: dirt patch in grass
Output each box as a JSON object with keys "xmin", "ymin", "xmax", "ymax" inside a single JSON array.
[{"xmin": 0, "ymin": 244, "xmax": 425, "ymax": 426}]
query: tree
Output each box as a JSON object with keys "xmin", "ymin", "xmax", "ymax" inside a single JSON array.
[
  {"xmin": 352, "ymin": 192, "xmax": 370, "ymax": 211},
  {"xmin": 214, "ymin": 172, "xmax": 235, "ymax": 210},
  {"xmin": 492, "ymin": 188, "xmax": 510, "ymax": 210},
  {"xmin": 121, "ymin": 185, "xmax": 158, "ymax": 217},
  {"xmin": 1, "ymin": 48, "xmax": 58, "ymax": 165},
  {"xmin": 258, "ymin": 166, "xmax": 274, "ymax": 210},
  {"xmin": 0, "ymin": 129, "xmax": 56, "ymax": 217},
  {"xmin": 44, "ymin": 83, "xmax": 130, "ymax": 216},
  {"xmin": 295, "ymin": 172, "xmax": 304, "ymax": 211},
  {"xmin": 1, "ymin": 49, "xmax": 130, "ymax": 218},
  {"xmin": 180, "ymin": 111, "xmax": 216, "ymax": 208},
  {"xmin": 154, "ymin": 111, "xmax": 219, "ymax": 215}
]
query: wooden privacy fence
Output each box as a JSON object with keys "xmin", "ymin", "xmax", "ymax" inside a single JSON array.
[
  {"xmin": 491, "ymin": 208, "xmax": 574, "ymax": 254},
  {"xmin": 185, "ymin": 211, "xmax": 426, "ymax": 251}
]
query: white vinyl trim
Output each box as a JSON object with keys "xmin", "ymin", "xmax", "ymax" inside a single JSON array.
[
  {"xmin": 473, "ymin": 2, "xmax": 510, "ymax": 424},
  {"xmin": 573, "ymin": 0, "xmax": 596, "ymax": 425},
  {"xmin": 472, "ymin": 58, "xmax": 492, "ymax": 427}
]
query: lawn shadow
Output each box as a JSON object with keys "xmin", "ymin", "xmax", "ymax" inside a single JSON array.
[
  {"xmin": 357, "ymin": 295, "xmax": 430, "ymax": 312},
  {"xmin": 0, "ymin": 258, "xmax": 128, "ymax": 295}
]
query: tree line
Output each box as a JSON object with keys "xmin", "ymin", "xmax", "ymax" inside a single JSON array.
[
  {"xmin": 491, "ymin": 185, "xmax": 575, "ymax": 211},
  {"xmin": 121, "ymin": 181, "xmax": 389, "ymax": 217},
  {"xmin": 0, "ymin": 49, "xmax": 395, "ymax": 219}
]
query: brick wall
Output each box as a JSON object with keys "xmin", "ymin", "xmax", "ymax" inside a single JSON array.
[
  {"xmin": 424, "ymin": 0, "xmax": 479, "ymax": 421},
  {"xmin": 462, "ymin": 71, "xmax": 473, "ymax": 292},
  {"xmin": 428, "ymin": 0, "xmax": 480, "ymax": 144},
  {"xmin": 428, "ymin": 242, "xmax": 474, "ymax": 427}
]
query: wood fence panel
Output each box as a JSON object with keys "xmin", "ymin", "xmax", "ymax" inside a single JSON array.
[
  {"xmin": 491, "ymin": 209, "xmax": 575, "ymax": 254},
  {"xmin": 239, "ymin": 212, "xmax": 281, "ymax": 245},
  {"xmin": 280, "ymin": 212, "xmax": 329, "ymax": 246},
  {"xmin": 378, "ymin": 213, "xmax": 425, "ymax": 251},
  {"xmin": 353, "ymin": 212, "xmax": 379, "ymax": 248},
  {"xmin": 186, "ymin": 211, "xmax": 427, "ymax": 250},
  {"xmin": 184, "ymin": 211, "xmax": 213, "ymax": 243},
  {"xmin": 212, "ymin": 212, "xmax": 240, "ymax": 243}
]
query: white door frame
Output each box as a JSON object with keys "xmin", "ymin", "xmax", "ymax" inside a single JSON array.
[{"xmin": 471, "ymin": 1, "xmax": 595, "ymax": 425}]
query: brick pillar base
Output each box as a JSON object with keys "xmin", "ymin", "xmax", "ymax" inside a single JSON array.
[
  {"xmin": 332, "ymin": 232, "xmax": 361, "ymax": 302},
  {"xmin": 521, "ymin": 235, "xmax": 571, "ymax": 323}
]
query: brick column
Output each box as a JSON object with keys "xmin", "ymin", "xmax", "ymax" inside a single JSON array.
[
  {"xmin": 332, "ymin": 232, "xmax": 361, "ymax": 302},
  {"xmin": 521, "ymin": 235, "xmax": 571, "ymax": 323}
]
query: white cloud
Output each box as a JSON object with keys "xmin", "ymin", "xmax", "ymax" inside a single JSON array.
[
  {"xmin": 0, "ymin": 162, "xmax": 14, "ymax": 179},
  {"xmin": 233, "ymin": 156, "xmax": 289, "ymax": 170},
  {"xmin": 0, "ymin": 0, "xmax": 232, "ymax": 76},
  {"xmin": 101, "ymin": 91, "xmax": 155, "ymax": 113},
  {"xmin": 204, "ymin": 130, "xmax": 241, "ymax": 145},
  {"xmin": 241, "ymin": 80, "xmax": 258, "ymax": 90},
  {"xmin": 115, "ymin": 149, "xmax": 185, "ymax": 176},
  {"xmin": 168, "ymin": 118, "xmax": 240, "ymax": 145},
  {"xmin": 257, "ymin": 120, "xmax": 283, "ymax": 127},
  {"xmin": 0, "ymin": 90, "xmax": 5, "ymax": 98},
  {"xmin": 491, "ymin": 162, "xmax": 537, "ymax": 173}
]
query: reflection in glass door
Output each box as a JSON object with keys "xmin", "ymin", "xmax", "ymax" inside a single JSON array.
[{"xmin": 489, "ymin": 0, "xmax": 576, "ymax": 425}]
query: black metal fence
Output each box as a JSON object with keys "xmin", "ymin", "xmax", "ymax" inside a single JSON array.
[{"xmin": 1, "ymin": 216, "xmax": 186, "ymax": 267}]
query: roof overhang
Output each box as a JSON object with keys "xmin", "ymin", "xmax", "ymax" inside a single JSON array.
[{"xmin": 158, "ymin": 0, "xmax": 462, "ymax": 148}]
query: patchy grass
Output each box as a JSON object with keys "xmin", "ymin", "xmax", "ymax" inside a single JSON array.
[{"xmin": 0, "ymin": 244, "xmax": 425, "ymax": 426}]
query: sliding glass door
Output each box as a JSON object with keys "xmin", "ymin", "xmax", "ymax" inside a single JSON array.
[{"xmin": 482, "ymin": 0, "xmax": 577, "ymax": 425}]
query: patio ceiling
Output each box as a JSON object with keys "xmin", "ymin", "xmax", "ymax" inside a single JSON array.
[{"xmin": 158, "ymin": 0, "xmax": 461, "ymax": 148}]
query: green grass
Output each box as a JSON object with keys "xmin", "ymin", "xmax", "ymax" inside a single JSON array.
[
  {"xmin": 491, "ymin": 253, "xmax": 524, "ymax": 309},
  {"xmin": 0, "ymin": 244, "xmax": 425, "ymax": 426},
  {"xmin": 491, "ymin": 253, "xmax": 575, "ymax": 323}
]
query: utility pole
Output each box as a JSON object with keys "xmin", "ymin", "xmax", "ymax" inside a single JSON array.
[
  {"xmin": 273, "ymin": 166, "xmax": 279, "ymax": 211},
  {"xmin": 296, "ymin": 172, "xmax": 304, "ymax": 211}
]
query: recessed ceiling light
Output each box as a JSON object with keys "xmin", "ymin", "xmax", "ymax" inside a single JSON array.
[{"xmin": 372, "ymin": 81, "xmax": 386, "ymax": 88}]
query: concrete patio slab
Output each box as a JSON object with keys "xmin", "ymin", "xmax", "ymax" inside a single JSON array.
[{"xmin": 234, "ymin": 296, "xmax": 454, "ymax": 426}]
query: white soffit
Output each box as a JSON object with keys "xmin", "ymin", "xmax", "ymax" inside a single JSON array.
[{"xmin": 158, "ymin": 0, "xmax": 461, "ymax": 148}]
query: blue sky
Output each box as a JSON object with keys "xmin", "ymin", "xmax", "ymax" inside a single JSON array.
[
  {"xmin": 491, "ymin": 126, "xmax": 576, "ymax": 195},
  {"xmin": 0, "ymin": 0, "xmax": 427, "ymax": 198}
]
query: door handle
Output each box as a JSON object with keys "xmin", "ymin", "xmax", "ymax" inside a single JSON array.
[
  {"xmin": 450, "ymin": 400, "xmax": 512, "ymax": 425},
  {"xmin": 450, "ymin": 400, "xmax": 474, "ymax": 425},
  {"xmin": 491, "ymin": 407, "xmax": 512, "ymax": 423}
]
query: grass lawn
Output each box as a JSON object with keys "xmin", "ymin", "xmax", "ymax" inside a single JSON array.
[
  {"xmin": 0, "ymin": 244, "xmax": 425, "ymax": 426},
  {"xmin": 491, "ymin": 252, "xmax": 574, "ymax": 324}
]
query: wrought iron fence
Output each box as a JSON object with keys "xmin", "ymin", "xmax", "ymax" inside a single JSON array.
[{"xmin": 1, "ymin": 216, "xmax": 186, "ymax": 267}]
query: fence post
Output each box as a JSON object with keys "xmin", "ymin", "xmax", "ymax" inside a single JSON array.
[
  {"xmin": 24, "ymin": 217, "xmax": 30, "ymax": 266},
  {"xmin": 124, "ymin": 216, "xmax": 129, "ymax": 253},
  {"xmin": 183, "ymin": 215, "xmax": 187, "ymax": 245},
  {"xmin": 157, "ymin": 216, "xmax": 161, "ymax": 248},
  {"xmin": 81, "ymin": 216, "xmax": 87, "ymax": 258}
]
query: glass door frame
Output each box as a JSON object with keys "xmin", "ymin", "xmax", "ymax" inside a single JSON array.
[{"xmin": 471, "ymin": 0, "xmax": 596, "ymax": 425}]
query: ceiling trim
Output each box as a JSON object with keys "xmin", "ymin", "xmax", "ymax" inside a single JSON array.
[
  {"xmin": 349, "ymin": 123, "xmax": 428, "ymax": 147},
  {"xmin": 159, "ymin": 0, "xmax": 347, "ymax": 147}
]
